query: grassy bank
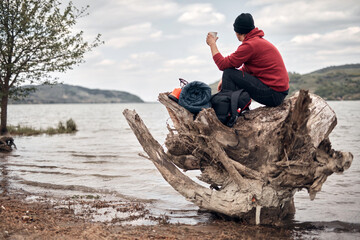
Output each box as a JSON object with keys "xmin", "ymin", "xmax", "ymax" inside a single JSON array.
[{"xmin": 8, "ymin": 118, "xmax": 77, "ymax": 136}]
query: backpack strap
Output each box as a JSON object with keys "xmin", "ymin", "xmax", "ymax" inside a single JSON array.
[
  {"xmin": 227, "ymin": 89, "xmax": 243, "ymax": 127},
  {"xmin": 231, "ymin": 89, "xmax": 243, "ymax": 117}
]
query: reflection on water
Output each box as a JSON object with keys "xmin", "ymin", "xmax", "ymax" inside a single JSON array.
[
  {"xmin": 294, "ymin": 101, "xmax": 360, "ymax": 225},
  {"xmin": 1, "ymin": 101, "xmax": 360, "ymax": 237},
  {"xmin": 3, "ymin": 103, "xmax": 206, "ymax": 225}
]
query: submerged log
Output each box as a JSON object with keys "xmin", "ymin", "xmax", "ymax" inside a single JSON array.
[{"xmin": 123, "ymin": 90, "xmax": 353, "ymax": 225}]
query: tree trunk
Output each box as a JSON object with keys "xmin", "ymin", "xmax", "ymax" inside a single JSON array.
[
  {"xmin": 123, "ymin": 90, "xmax": 353, "ymax": 225},
  {"xmin": 1, "ymin": 94, "xmax": 9, "ymax": 135}
]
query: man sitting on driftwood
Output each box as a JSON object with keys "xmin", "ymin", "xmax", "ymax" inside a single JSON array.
[
  {"xmin": 206, "ymin": 13, "xmax": 289, "ymax": 107},
  {"xmin": 123, "ymin": 13, "xmax": 353, "ymax": 226}
]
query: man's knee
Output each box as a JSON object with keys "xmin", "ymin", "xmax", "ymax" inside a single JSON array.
[
  {"xmin": 223, "ymin": 68, "xmax": 238, "ymax": 78},
  {"xmin": 221, "ymin": 68, "xmax": 240, "ymax": 90},
  {"xmin": 222, "ymin": 68, "xmax": 239, "ymax": 84}
]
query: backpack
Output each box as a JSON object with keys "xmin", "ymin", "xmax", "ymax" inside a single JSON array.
[{"xmin": 210, "ymin": 89, "xmax": 251, "ymax": 127}]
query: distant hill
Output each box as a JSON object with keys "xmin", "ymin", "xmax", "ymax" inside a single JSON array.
[
  {"xmin": 288, "ymin": 64, "xmax": 360, "ymax": 100},
  {"xmin": 11, "ymin": 84, "xmax": 144, "ymax": 104},
  {"xmin": 209, "ymin": 64, "xmax": 360, "ymax": 100}
]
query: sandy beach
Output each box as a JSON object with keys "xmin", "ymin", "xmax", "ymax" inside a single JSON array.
[{"xmin": 0, "ymin": 193, "xmax": 296, "ymax": 240}]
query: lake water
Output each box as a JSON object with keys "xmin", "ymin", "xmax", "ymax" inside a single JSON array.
[{"xmin": 1, "ymin": 101, "xmax": 360, "ymax": 239}]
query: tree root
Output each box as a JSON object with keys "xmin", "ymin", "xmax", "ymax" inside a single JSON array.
[{"xmin": 123, "ymin": 90, "xmax": 353, "ymax": 224}]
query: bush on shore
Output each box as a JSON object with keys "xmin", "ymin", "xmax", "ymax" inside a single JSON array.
[{"xmin": 8, "ymin": 118, "xmax": 78, "ymax": 136}]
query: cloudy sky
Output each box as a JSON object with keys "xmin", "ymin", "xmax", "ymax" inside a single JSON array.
[{"xmin": 58, "ymin": 0, "xmax": 360, "ymax": 101}]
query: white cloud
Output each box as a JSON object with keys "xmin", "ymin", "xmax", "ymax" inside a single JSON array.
[
  {"xmin": 119, "ymin": 52, "xmax": 162, "ymax": 71},
  {"xmin": 115, "ymin": 0, "xmax": 179, "ymax": 16},
  {"xmin": 106, "ymin": 22, "xmax": 163, "ymax": 48},
  {"xmin": 158, "ymin": 55, "xmax": 209, "ymax": 74},
  {"xmin": 290, "ymin": 27, "xmax": 360, "ymax": 45},
  {"xmin": 254, "ymin": 0, "xmax": 360, "ymax": 34},
  {"xmin": 295, "ymin": 27, "xmax": 360, "ymax": 62},
  {"xmin": 248, "ymin": 0, "xmax": 289, "ymax": 5},
  {"xmin": 178, "ymin": 4, "xmax": 225, "ymax": 26},
  {"xmin": 164, "ymin": 56, "xmax": 206, "ymax": 67},
  {"xmin": 75, "ymin": 0, "xmax": 179, "ymax": 30},
  {"xmin": 280, "ymin": 26, "xmax": 360, "ymax": 73},
  {"xmin": 316, "ymin": 47, "xmax": 360, "ymax": 57},
  {"xmin": 130, "ymin": 52, "xmax": 160, "ymax": 60},
  {"xmin": 118, "ymin": 23, "xmax": 157, "ymax": 35},
  {"xmin": 118, "ymin": 60, "xmax": 138, "ymax": 71},
  {"xmin": 106, "ymin": 36, "xmax": 138, "ymax": 48},
  {"xmin": 95, "ymin": 59, "xmax": 116, "ymax": 67}
]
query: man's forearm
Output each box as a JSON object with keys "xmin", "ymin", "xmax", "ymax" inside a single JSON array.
[{"xmin": 210, "ymin": 43, "xmax": 220, "ymax": 57}]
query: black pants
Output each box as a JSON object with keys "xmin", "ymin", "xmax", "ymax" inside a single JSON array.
[{"xmin": 221, "ymin": 68, "xmax": 287, "ymax": 107}]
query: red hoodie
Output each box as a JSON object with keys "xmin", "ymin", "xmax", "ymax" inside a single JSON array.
[{"xmin": 213, "ymin": 28, "xmax": 289, "ymax": 92}]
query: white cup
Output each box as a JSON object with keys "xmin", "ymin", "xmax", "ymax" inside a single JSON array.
[{"xmin": 209, "ymin": 32, "xmax": 217, "ymax": 38}]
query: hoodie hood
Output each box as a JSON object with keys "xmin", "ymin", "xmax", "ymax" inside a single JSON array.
[{"xmin": 244, "ymin": 28, "xmax": 264, "ymax": 41}]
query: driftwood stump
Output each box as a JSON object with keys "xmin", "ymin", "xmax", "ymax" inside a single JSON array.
[
  {"xmin": 0, "ymin": 136, "xmax": 16, "ymax": 152},
  {"xmin": 123, "ymin": 90, "xmax": 353, "ymax": 225}
]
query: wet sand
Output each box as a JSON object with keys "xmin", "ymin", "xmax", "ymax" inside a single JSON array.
[{"xmin": 0, "ymin": 193, "xmax": 295, "ymax": 240}]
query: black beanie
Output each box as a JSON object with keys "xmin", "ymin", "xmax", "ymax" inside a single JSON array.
[{"xmin": 233, "ymin": 13, "xmax": 255, "ymax": 34}]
